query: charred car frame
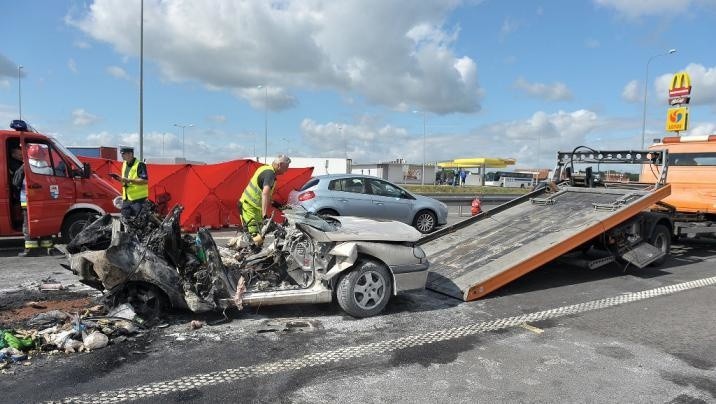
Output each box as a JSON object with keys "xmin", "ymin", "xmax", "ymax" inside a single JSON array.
[{"xmin": 62, "ymin": 203, "xmax": 429, "ymax": 318}]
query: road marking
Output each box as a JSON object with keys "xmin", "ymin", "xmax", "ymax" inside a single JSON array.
[
  {"xmin": 53, "ymin": 276, "xmax": 716, "ymax": 403},
  {"xmin": 519, "ymin": 323, "xmax": 544, "ymax": 334}
]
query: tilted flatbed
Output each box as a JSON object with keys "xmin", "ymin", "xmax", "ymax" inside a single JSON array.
[{"xmin": 419, "ymin": 149, "xmax": 673, "ymax": 301}]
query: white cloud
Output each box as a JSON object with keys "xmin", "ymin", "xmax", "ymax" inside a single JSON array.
[
  {"xmin": 68, "ymin": 58, "xmax": 78, "ymax": 73},
  {"xmin": 655, "ymin": 63, "xmax": 716, "ymax": 105},
  {"xmin": 687, "ymin": 122, "xmax": 716, "ymax": 136},
  {"xmin": 72, "ymin": 108, "xmax": 100, "ymax": 126},
  {"xmin": 85, "ymin": 131, "xmax": 115, "ymax": 146},
  {"xmin": 621, "ymin": 80, "xmax": 641, "ymax": 102},
  {"xmin": 0, "ymin": 79, "xmax": 9, "ymax": 89},
  {"xmin": 106, "ymin": 65, "xmax": 130, "ymax": 80},
  {"xmin": 299, "ymin": 109, "xmax": 609, "ymax": 167},
  {"xmin": 513, "ymin": 77, "xmax": 573, "ymax": 101},
  {"xmin": 594, "ymin": 0, "xmax": 701, "ymax": 18},
  {"xmin": 68, "ymin": 0, "xmax": 481, "ymax": 114}
]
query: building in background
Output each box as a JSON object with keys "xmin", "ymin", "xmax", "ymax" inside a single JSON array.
[
  {"xmin": 68, "ymin": 146, "xmax": 118, "ymax": 160},
  {"xmin": 351, "ymin": 159, "xmax": 437, "ymax": 185}
]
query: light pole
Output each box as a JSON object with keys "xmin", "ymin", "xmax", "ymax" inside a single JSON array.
[
  {"xmin": 17, "ymin": 65, "xmax": 22, "ymax": 120},
  {"xmin": 258, "ymin": 85, "xmax": 268, "ymax": 163},
  {"xmin": 139, "ymin": 0, "xmax": 144, "ymax": 161},
  {"xmin": 173, "ymin": 123, "xmax": 194, "ymax": 159},
  {"xmin": 641, "ymin": 48, "xmax": 677, "ymax": 149},
  {"xmin": 413, "ymin": 110, "xmax": 427, "ymax": 185}
]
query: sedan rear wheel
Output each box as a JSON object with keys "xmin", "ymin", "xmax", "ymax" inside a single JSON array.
[
  {"xmin": 414, "ymin": 210, "xmax": 436, "ymax": 233},
  {"xmin": 336, "ymin": 260, "xmax": 392, "ymax": 318}
]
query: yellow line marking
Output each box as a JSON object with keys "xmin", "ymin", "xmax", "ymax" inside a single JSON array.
[{"xmin": 519, "ymin": 323, "xmax": 544, "ymax": 334}]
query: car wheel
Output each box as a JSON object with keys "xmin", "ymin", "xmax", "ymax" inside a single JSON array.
[
  {"xmin": 649, "ymin": 224, "xmax": 671, "ymax": 266},
  {"xmin": 317, "ymin": 208, "xmax": 339, "ymax": 217},
  {"xmin": 336, "ymin": 260, "xmax": 392, "ymax": 318},
  {"xmin": 110, "ymin": 283, "xmax": 168, "ymax": 322},
  {"xmin": 413, "ymin": 210, "xmax": 436, "ymax": 233},
  {"xmin": 61, "ymin": 211, "xmax": 100, "ymax": 244}
]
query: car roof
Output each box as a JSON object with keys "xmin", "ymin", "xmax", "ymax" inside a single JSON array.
[{"xmin": 313, "ymin": 174, "xmax": 382, "ymax": 180}]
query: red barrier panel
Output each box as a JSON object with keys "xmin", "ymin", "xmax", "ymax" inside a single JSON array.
[{"xmin": 79, "ymin": 157, "xmax": 313, "ymax": 231}]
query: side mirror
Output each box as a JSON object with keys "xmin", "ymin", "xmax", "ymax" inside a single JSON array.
[{"xmin": 83, "ymin": 162, "xmax": 92, "ymax": 179}]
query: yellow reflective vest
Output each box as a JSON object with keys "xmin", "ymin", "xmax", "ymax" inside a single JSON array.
[
  {"xmin": 240, "ymin": 165, "xmax": 275, "ymax": 208},
  {"xmin": 121, "ymin": 159, "xmax": 149, "ymax": 201}
]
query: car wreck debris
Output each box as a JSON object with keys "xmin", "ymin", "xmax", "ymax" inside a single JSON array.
[{"xmin": 64, "ymin": 202, "xmax": 430, "ymax": 318}]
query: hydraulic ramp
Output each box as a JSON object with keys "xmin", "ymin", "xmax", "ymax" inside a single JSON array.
[{"xmin": 419, "ymin": 149, "xmax": 671, "ymax": 301}]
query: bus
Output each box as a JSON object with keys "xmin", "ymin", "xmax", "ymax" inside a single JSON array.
[{"xmin": 484, "ymin": 171, "xmax": 535, "ymax": 188}]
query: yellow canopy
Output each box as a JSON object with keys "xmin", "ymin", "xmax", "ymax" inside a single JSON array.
[{"xmin": 438, "ymin": 157, "xmax": 516, "ymax": 169}]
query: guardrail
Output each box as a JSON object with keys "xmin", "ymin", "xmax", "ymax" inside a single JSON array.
[{"xmin": 424, "ymin": 194, "xmax": 520, "ymax": 217}]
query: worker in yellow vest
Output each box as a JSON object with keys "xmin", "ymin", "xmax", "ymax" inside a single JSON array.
[
  {"xmin": 239, "ymin": 155, "xmax": 291, "ymax": 240},
  {"xmin": 110, "ymin": 146, "xmax": 149, "ymax": 220}
]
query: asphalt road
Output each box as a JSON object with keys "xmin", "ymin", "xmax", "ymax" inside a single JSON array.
[{"xmin": 1, "ymin": 212, "xmax": 715, "ymax": 403}]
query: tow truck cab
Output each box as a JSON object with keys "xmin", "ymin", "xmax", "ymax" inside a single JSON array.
[
  {"xmin": 641, "ymin": 134, "xmax": 716, "ymax": 215},
  {"xmin": 1, "ymin": 120, "xmax": 119, "ymax": 242}
]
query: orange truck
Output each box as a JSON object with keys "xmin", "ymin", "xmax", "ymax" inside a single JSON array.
[
  {"xmin": 421, "ymin": 148, "xmax": 674, "ymax": 301},
  {"xmin": 641, "ymin": 134, "xmax": 716, "ymax": 238},
  {"xmin": 1, "ymin": 120, "xmax": 119, "ymax": 243}
]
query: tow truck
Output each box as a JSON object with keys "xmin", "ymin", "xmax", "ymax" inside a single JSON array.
[
  {"xmin": 641, "ymin": 134, "xmax": 716, "ymax": 238},
  {"xmin": 419, "ymin": 148, "xmax": 673, "ymax": 301}
]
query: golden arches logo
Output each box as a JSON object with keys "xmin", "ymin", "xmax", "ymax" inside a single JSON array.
[{"xmin": 670, "ymin": 72, "xmax": 691, "ymax": 90}]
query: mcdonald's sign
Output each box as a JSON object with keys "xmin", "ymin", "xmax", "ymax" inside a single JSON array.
[{"xmin": 668, "ymin": 72, "xmax": 692, "ymax": 99}]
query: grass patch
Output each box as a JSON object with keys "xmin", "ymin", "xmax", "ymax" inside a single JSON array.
[{"xmin": 402, "ymin": 184, "xmax": 528, "ymax": 195}]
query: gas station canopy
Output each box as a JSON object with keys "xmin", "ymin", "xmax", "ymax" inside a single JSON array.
[{"xmin": 438, "ymin": 157, "xmax": 516, "ymax": 169}]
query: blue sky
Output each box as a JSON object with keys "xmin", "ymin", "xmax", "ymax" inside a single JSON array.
[{"xmin": 1, "ymin": 0, "xmax": 715, "ymax": 168}]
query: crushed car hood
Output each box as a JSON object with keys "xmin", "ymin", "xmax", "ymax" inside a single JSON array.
[{"xmin": 286, "ymin": 212, "xmax": 422, "ymax": 242}]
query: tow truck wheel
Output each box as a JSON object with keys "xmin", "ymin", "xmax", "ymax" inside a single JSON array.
[
  {"xmin": 336, "ymin": 260, "xmax": 392, "ymax": 318},
  {"xmin": 111, "ymin": 283, "xmax": 168, "ymax": 321},
  {"xmin": 61, "ymin": 211, "xmax": 99, "ymax": 244},
  {"xmin": 649, "ymin": 224, "xmax": 671, "ymax": 266}
]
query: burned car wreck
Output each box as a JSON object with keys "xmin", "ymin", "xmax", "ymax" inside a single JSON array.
[{"xmin": 63, "ymin": 202, "xmax": 429, "ymax": 318}]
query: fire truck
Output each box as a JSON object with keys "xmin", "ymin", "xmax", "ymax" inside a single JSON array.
[{"xmin": 1, "ymin": 120, "xmax": 119, "ymax": 243}]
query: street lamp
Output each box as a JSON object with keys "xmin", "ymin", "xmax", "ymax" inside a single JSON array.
[
  {"xmin": 139, "ymin": 0, "xmax": 144, "ymax": 161},
  {"xmin": 17, "ymin": 65, "xmax": 22, "ymax": 120},
  {"xmin": 413, "ymin": 110, "xmax": 427, "ymax": 186},
  {"xmin": 173, "ymin": 123, "xmax": 194, "ymax": 159},
  {"xmin": 258, "ymin": 84, "xmax": 268, "ymax": 163},
  {"xmin": 641, "ymin": 48, "xmax": 677, "ymax": 149}
]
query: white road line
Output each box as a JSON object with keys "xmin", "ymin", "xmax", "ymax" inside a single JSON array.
[{"xmin": 53, "ymin": 276, "xmax": 716, "ymax": 403}]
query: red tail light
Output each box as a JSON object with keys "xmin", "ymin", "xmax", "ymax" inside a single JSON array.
[{"xmin": 298, "ymin": 191, "xmax": 315, "ymax": 201}]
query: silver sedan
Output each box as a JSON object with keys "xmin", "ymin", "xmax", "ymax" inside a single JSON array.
[{"xmin": 288, "ymin": 174, "xmax": 448, "ymax": 233}]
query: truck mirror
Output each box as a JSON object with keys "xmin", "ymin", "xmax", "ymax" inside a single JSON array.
[{"xmin": 83, "ymin": 162, "xmax": 92, "ymax": 179}]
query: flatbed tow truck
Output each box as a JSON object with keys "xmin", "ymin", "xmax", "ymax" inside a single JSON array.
[{"xmin": 419, "ymin": 148, "xmax": 673, "ymax": 301}]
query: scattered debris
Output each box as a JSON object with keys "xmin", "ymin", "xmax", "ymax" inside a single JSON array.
[
  {"xmin": 82, "ymin": 332, "xmax": 109, "ymax": 351},
  {"xmin": 257, "ymin": 319, "xmax": 323, "ymax": 334},
  {"xmin": 27, "ymin": 310, "xmax": 70, "ymax": 329},
  {"xmin": 188, "ymin": 320, "xmax": 205, "ymax": 331},
  {"xmin": 25, "ymin": 302, "xmax": 47, "ymax": 310},
  {"xmin": 40, "ymin": 277, "xmax": 64, "ymax": 291}
]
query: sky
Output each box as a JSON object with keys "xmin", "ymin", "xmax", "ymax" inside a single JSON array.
[{"xmin": 1, "ymin": 0, "xmax": 716, "ymax": 169}]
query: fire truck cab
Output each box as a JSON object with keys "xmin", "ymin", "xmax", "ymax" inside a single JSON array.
[{"xmin": 1, "ymin": 120, "xmax": 119, "ymax": 242}]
